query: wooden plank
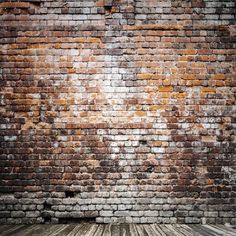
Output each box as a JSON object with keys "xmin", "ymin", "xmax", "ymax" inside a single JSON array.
[
  {"xmin": 38, "ymin": 225, "xmax": 64, "ymax": 236},
  {"xmin": 143, "ymin": 224, "xmax": 161, "ymax": 236},
  {"xmin": 135, "ymin": 224, "xmax": 144, "ymax": 236},
  {"xmin": 203, "ymin": 225, "xmax": 232, "ymax": 236},
  {"xmin": 175, "ymin": 224, "xmax": 196, "ymax": 236},
  {"xmin": 215, "ymin": 224, "xmax": 236, "ymax": 235},
  {"xmin": 129, "ymin": 224, "xmax": 140, "ymax": 236},
  {"xmin": 84, "ymin": 224, "xmax": 99, "ymax": 236},
  {"xmin": 75, "ymin": 223, "xmax": 92, "ymax": 236},
  {"xmin": 102, "ymin": 224, "xmax": 111, "ymax": 236},
  {"xmin": 110, "ymin": 224, "xmax": 120, "ymax": 236},
  {"xmin": 42, "ymin": 225, "xmax": 62, "ymax": 236},
  {"xmin": 158, "ymin": 225, "xmax": 176, "ymax": 236},
  {"xmin": 1, "ymin": 223, "xmax": 235, "ymax": 236},
  {"xmin": 93, "ymin": 224, "xmax": 105, "ymax": 236},
  {"xmin": 12, "ymin": 224, "xmax": 44, "ymax": 236},
  {"xmin": 164, "ymin": 225, "xmax": 181, "ymax": 236},
  {"xmin": 200, "ymin": 225, "xmax": 223, "ymax": 236},
  {"xmin": 204, "ymin": 225, "xmax": 236, "ymax": 236},
  {"xmin": 165, "ymin": 225, "xmax": 186, "ymax": 236},
  {"xmin": 67, "ymin": 223, "xmax": 85, "ymax": 236},
  {"xmin": 188, "ymin": 224, "xmax": 215, "ymax": 236},
  {"xmin": 136, "ymin": 224, "xmax": 149, "ymax": 236},
  {"xmin": 0, "ymin": 225, "xmax": 28, "ymax": 236},
  {"xmin": 48, "ymin": 224, "xmax": 73, "ymax": 236},
  {"xmin": 120, "ymin": 224, "xmax": 132, "ymax": 236},
  {"xmin": 151, "ymin": 224, "xmax": 166, "ymax": 236},
  {"xmin": 49, "ymin": 224, "xmax": 77, "ymax": 236},
  {"xmin": 0, "ymin": 225, "xmax": 15, "ymax": 233}
]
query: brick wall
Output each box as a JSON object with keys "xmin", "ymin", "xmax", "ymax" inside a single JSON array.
[{"xmin": 0, "ymin": 0, "xmax": 235, "ymax": 224}]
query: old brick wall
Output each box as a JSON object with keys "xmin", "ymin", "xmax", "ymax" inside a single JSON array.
[{"xmin": 0, "ymin": 0, "xmax": 235, "ymax": 224}]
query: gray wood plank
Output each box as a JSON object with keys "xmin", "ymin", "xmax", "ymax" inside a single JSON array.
[
  {"xmin": 0, "ymin": 225, "xmax": 15, "ymax": 233},
  {"xmin": 151, "ymin": 224, "xmax": 166, "ymax": 236},
  {"xmin": 75, "ymin": 223, "xmax": 92, "ymax": 236},
  {"xmin": 1, "ymin": 223, "xmax": 236, "ymax": 236},
  {"xmin": 48, "ymin": 224, "xmax": 73, "ymax": 236},
  {"xmin": 12, "ymin": 224, "xmax": 45, "ymax": 236},
  {"xmin": 0, "ymin": 225, "xmax": 28, "ymax": 236},
  {"xmin": 189, "ymin": 224, "xmax": 216, "ymax": 236},
  {"xmin": 164, "ymin": 225, "xmax": 182, "ymax": 236},
  {"xmin": 143, "ymin": 224, "xmax": 160, "ymax": 236},
  {"xmin": 215, "ymin": 224, "xmax": 236, "ymax": 235},
  {"xmin": 201, "ymin": 225, "xmax": 224, "ymax": 236},
  {"xmin": 129, "ymin": 224, "xmax": 140, "ymax": 236},
  {"xmin": 110, "ymin": 224, "xmax": 120, "ymax": 236},
  {"xmin": 165, "ymin": 225, "xmax": 186, "ymax": 236},
  {"xmin": 65, "ymin": 224, "xmax": 85, "ymax": 236},
  {"xmin": 102, "ymin": 224, "xmax": 111, "ymax": 236},
  {"xmin": 39, "ymin": 225, "xmax": 64, "ymax": 236},
  {"xmin": 203, "ymin": 225, "xmax": 232, "ymax": 236},
  {"xmin": 85, "ymin": 224, "xmax": 99, "ymax": 236},
  {"xmin": 120, "ymin": 223, "xmax": 132, "ymax": 236},
  {"xmin": 94, "ymin": 224, "xmax": 105, "ymax": 236},
  {"xmin": 175, "ymin": 224, "xmax": 195, "ymax": 236},
  {"xmin": 51, "ymin": 224, "xmax": 77, "ymax": 236},
  {"xmin": 158, "ymin": 225, "xmax": 176, "ymax": 236},
  {"xmin": 136, "ymin": 224, "xmax": 149, "ymax": 236},
  {"xmin": 152, "ymin": 224, "xmax": 167, "ymax": 236},
  {"xmin": 135, "ymin": 224, "xmax": 143, "ymax": 236}
]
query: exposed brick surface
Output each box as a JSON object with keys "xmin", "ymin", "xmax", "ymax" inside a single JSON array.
[{"xmin": 0, "ymin": 0, "xmax": 235, "ymax": 224}]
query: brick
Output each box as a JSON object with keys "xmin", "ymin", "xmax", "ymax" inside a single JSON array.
[
  {"xmin": 0, "ymin": 2, "xmax": 30, "ymax": 8},
  {"xmin": 201, "ymin": 87, "xmax": 216, "ymax": 93},
  {"xmin": 11, "ymin": 211, "xmax": 25, "ymax": 218},
  {"xmin": 158, "ymin": 87, "xmax": 173, "ymax": 92},
  {"xmin": 202, "ymin": 136, "xmax": 216, "ymax": 143}
]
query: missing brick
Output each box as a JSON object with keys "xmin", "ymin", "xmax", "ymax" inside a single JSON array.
[
  {"xmin": 140, "ymin": 140, "xmax": 147, "ymax": 145},
  {"xmin": 43, "ymin": 215, "xmax": 51, "ymax": 223},
  {"xmin": 43, "ymin": 201, "xmax": 51, "ymax": 210},
  {"xmin": 65, "ymin": 190, "xmax": 81, "ymax": 198},
  {"xmin": 65, "ymin": 190, "xmax": 75, "ymax": 198},
  {"xmin": 104, "ymin": 0, "xmax": 115, "ymax": 12},
  {"xmin": 29, "ymin": 1, "xmax": 41, "ymax": 8},
  {"xmin": 104, "ymin": 5, "xmax": 112, "ymax": 11},
  {"xmin": 146, "ymin": 165, "xmax": 154, "ymax": 173},
  {"xmin": 58, "ymin": 217, "xmax": 96, "ymax": 224},
  {"xmin": 42, "ymin": 210, "xmax": 52, "ymax": 223}
]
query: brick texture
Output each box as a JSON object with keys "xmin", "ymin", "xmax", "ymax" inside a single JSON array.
[{"xmin": 0, "ymin": 0, "xmax": 236, "ymax": 224}]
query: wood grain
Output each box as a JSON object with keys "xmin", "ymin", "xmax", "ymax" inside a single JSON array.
[{"xmin": 0, "ymin": 224, "xmax": 235, "ymax": 236}]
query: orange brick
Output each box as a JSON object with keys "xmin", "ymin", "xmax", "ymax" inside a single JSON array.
[
  {"xmin": 212, "ymin": 74, "xmax": 226, "ymax": 80},
  {"xmin": 80, "ymin": 112, "xmax": 88, "ymax": 117},
  {"xmin": 181, "ymin": 49, "xmax": 197, "ymax": 55},
  {"xmin": 192, "ymin": 80, "xmax": 202, "ymax": 86},
  {"xmin": 55, "ymin": 100, "xmax": 67, "ymax": 105},
  {"xmin": 152, "ymin": 141, "xmax": 162, "ymax": 146},
  {"xmin": 202, "ymin": 136, "xmax": 216, "ymax": 142},
  {"xmin": 95, "ymin": 0, "xmax": 104, "ymax": 7},
  {"xmin": 135, "ymin": 111, "xmax": 146, "ymax": 116},
  {"xmin": 175, "ymin": 92, "xmax": 186, "ymax": 98},
  {"xmin": 124, "ymin": 24, "xmax": 183, "ymax": 31},
  {"xmin": 201, "ymin": 87, "xmax": 216, "ymax": 93},
  {"xmin": 158, "ymin": 86, "xmax": 173, "ymax": 92},
  {"xmin": 73, "ymin": 37, "xmax": 101, "ymax": 43},
  {"xmin": 137, "ymin": 74, "xmax": 164, "ymax": 80},
  {"xmin": 0, "ymin": 2, "xmax": 30, "ymax": 8}
]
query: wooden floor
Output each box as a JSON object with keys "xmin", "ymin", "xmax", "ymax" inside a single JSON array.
[{"xmin": 0, "ymin": 224, "xmax": 236, "ymax": 236}]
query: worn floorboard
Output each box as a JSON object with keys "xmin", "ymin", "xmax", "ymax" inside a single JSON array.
[{"xmin": 0, "ymin": 224, "xmax": 235, "ymax": 236}]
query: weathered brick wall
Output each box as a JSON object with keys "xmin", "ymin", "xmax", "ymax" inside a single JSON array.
[{"xmin": 0, "ymin": 0, "xmax": 235, "ymax": 224}]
